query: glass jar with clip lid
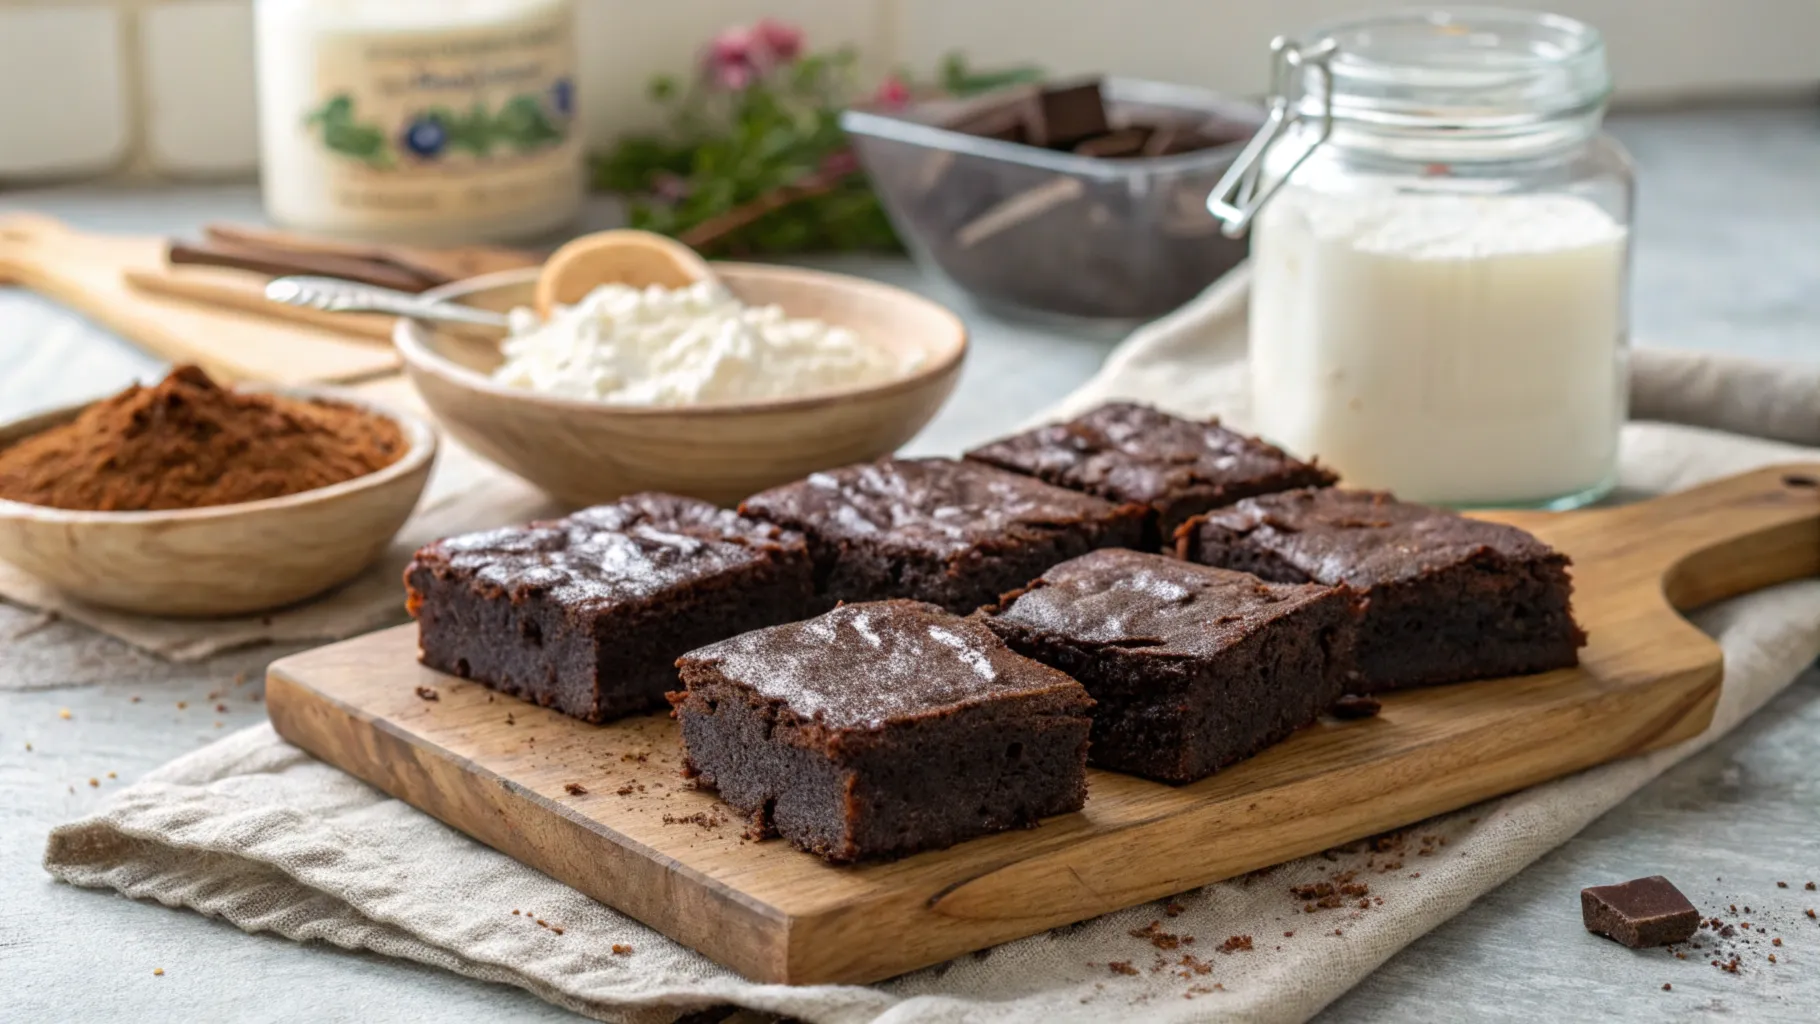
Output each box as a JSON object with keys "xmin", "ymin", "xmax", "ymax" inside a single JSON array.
[{"xmin": 1208, "ymin": 7, "xmax": 1633, "ymax": 509}]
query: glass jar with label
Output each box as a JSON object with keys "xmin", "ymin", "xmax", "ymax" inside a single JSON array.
[
  {"xmin": 254, "ymin": 0, "xmax": 583, "ymax": 244},
  {"xmin": 1209, "ymin": 8, "xmax": 1632, "ymax": 509}
]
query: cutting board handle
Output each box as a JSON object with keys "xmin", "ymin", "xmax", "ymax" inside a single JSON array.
[{"xmin": 1592, "ymin": 463, "xmax": 1820, "ymax": 611}]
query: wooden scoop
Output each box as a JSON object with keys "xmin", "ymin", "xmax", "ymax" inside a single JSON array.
[{"xmin": 533, "ymin": 229, "xmax": 715, "ymax": 319}]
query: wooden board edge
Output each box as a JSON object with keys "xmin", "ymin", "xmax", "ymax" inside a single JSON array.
[
  {"xmin": 264, "ymin": 659, "xmax": 796, "ymax": 982},
  {"xmin": 773, "ymin": 663, "xmax": 1723, "ymax": 984}
]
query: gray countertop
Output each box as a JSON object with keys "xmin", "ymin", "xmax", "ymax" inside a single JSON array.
[{"xmin": 1, "ymin": 106, "xmax": 1817, "ymax": 1023}]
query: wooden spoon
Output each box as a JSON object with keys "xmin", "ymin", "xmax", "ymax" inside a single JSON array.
[{"xmin": 533, "ymin": 230, "xmax": 716, "ymax": 319}]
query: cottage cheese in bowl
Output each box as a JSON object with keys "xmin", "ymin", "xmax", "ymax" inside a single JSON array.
[{"xmin": 494, "ymin": 281, "xmax": 918, "ymax": 405}]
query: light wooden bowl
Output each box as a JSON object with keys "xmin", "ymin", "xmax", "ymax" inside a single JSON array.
[
  {"xmin": 0, "ymin": 387, "xmax": 436, "ymax": 617},
  {"xmin": 393, "ymin": 263, "xmax": 967, "ymax": 507}
]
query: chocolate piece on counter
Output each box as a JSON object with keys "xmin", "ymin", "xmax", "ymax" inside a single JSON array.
[
  {"xmin": 1330, "ymin": 694, "xmax": 1382, "ymax": 720},
  {"xmin": 1073, "ymin": 128, "xmax": 1152, "ymax": 159},
  {"xmin": 1581, "ymin": 876, "xmax": 1701, "ymax": 948},
  {"xmin": 1031, "ymin": 81, "xmax": 1111, "ymax": 148}
]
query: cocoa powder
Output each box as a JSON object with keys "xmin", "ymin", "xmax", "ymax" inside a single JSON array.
[{"xmin": 0, "ymin": 366, "xmax": 404, "ymax": 511}]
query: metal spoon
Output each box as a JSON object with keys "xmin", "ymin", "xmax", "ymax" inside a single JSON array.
[{"xmin": 265, "ymin": 276, "xmax": 510, "ymax": 329}]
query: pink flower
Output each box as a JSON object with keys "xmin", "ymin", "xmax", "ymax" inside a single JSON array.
[
  {"xmin": 751, "ymin": 19, "xmax": 804, "ymax": 63},
  {"xmin": 873, "ymin": 75, "xmax": 911, "ymax": 108},
  {"xmin": 704, "ymin": 26, "xmax": 759, "ymax": 90}
]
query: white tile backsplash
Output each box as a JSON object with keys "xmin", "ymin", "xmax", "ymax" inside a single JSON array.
[
  {"xmin": 0, "ymin": 0, "xmax": 1812, "ymax": 184},
  {"xmin": 897, "ymin": 0, "xmax": 1820, "ymax": 102},
  {"xmin": 141, "ymin": 0, "xmax": 259, "ymax": 176},
  {"xmin": 572, "ymin": 0, "xmax": 892, "ymax": 144},
  {"xmin": 0, "ymin": 4, "xmax": 131, "ymax": 180}
]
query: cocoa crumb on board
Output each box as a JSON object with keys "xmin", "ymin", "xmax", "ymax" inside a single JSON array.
[
  {"xmin": 504, "ymin": 712, "xmax": 516, "ymax": 725},
  {"xmin": 1773, "ymin": 938, "xmax": 1783, "ymax": 946},
  {"xmin": 1807, "ymin": 882, "xmax": 1816, "ymax": 891},
  {"xmin": 1662, "ymin": 983, "xmax": 1672, "ymax": 991},
  {"xmin": 1108, "ymin": 961, "xmax": 1139, "ymax": 976},
  {"xmin": 1778, "ymin": 881, "xmax": 1789, "ymax": 888},
  {"xmin": 214, "ymin": 703, "xmax": 228, "ymax": 713},
  {"xmin": 1333, "ymin": 929, "xmax": 1344, "ymax": 936},
  {"xmin": 615, "ymin": 784, "xmax": 639, "ymax": 796},
  {"xmin": 612, "ymin": 944, "xmax": 633, "ymax": 956},
  {"xmin": 1283, "ymin": 931, "xmax": 1294, "ymax": 938},
  {"xmin": 1164, "ymin": 901, "xmax": 1185, "ymax": 917},
  {"xmin": 662, "ymin": 811, "xmax": 725, "ymax": 830},
  {"xmin": 563, "ymin": 782, "xmax": 588, "ymax": 796},
  {"xmin": 414, "ymin": 686, "xmax": 438, "ymax": 701},
  {"xmin": 1217, "ymin": 935, "xmax": 1253, "ymax": 954},
  {"xmin": 621, "ymin": 751, "xmax": 649, "ymax": 763}
]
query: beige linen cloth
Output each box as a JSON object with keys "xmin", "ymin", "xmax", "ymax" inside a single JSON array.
[{"xmin": 41, "ymin": 269, "xmax": 1820, "ymax": 1023}]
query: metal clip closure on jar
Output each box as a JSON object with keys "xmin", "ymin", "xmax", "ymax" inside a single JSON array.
[
  {"xmin": 1206, "ymin": 36, "xmax": 1337, "ymax": 239},
  {"xmin": 1207, "ymin": 8, "xmax": 1635, "ymax": 511}
]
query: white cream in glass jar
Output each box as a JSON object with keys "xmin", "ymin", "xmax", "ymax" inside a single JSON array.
[
  {"xmin": 1211, "ymin": 8, "xmax": 1633, "ymax": 509},
  {"xmin": 254, "ymin": 0, "xmax": 582, "ymax": 244}
]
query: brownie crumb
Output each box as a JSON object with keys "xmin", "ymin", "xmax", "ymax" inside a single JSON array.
[
  {"xmin": 553, "ymin": 927, "xmax": 564, "ymax": 935},
  {"xmin": 1217, "ymin": 935, "xmax": 1253, "ymax": 954},
  {"xmin": 612, "ymin": 944, "xmax": 633, "ymax": 956},
  {"xmin": 1807, "ymin": 909, "xmax": 1816, "ymax": 919},
  {"xmin": 1164, "ymin": 901, "xmax": 1185, "ymax": 918},
  {"xmin": 1778, "ymin": 881, "xmax": 1789, "ymax": 888},
  {"xmin": 563, "ymin": 782, "xmax": 588, "ymax": 796},
  {"xmin": 1109, "ymin": 961, "xmax": 1139, "ymax": 976},
  {"xmin": 615, "ymin": 784, "xmax": 637, "ymax": 796},
  {"xmin": 1769, "ymin": 954, "xmax": 1777, "ymax": 964},
  {"xmin": 1330, "ymin": 694, "xmax": 1382, "ymax": 720},
  {"xmin": 215, "ymin": 703, "xmax": 229, "ymax": 713},
  {"xmin": 1333, "ymin": 929, "xmax": 1344, "ymax": 936},
  {"xmin": 1178, "ymin": 954, "xmax": 1213, "ymax": 976},
  {"xmin": 662, "ymin": 811, "xmax": 726, "ymax": 830},
  {"xmin": 414, "ymin": 686, "xmax": 438, "ymax": 701},
  {"xmin": 1807, "ymin": 882, "xmax": 1816, "ymax": 891},
  {"xmin": 504, "ymin": 712, "xmax": 516, "ymax": 726},
  {"xmin": 1662, "ymin": 983, "xmax": 1671, "ymax": 991},
  {"xmin": 621, "ymin": 751, "xmax": 650, "ymax": 763},
  {"xmin": 1284, "ymin": 931, "xmax": 1295, "ymax": 938},
  {"xmin": 512, "ymin": 910, "xmax": 520, "ymax": 915},
  {"xmin": 1130, "ymin": 921, "xmax": 1181, "ymax": 950},
  {"xmin": 1773, "ymin": 938, "xmax": 1783, "ymax": 946}
]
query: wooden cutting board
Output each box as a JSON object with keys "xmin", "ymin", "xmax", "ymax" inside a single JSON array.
[
  {"xmin": 265, "ymin": 464, "xmax": 1820, "ymax": 986},
  {"xmin": 0, "ymin": 213, "xmax": 399, "ymax": 385}
]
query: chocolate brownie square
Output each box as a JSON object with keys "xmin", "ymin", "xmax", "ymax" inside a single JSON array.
[
  {"xmin": 405, "ymin": 493, "xmax": 816, "ymax": 723},
  {"xmin": 739, "ymin": 458, "xmax": 1148, "ymax": 614},
  {"xmin": 965, "ymin": 402, "xmax": 1338, "ymax": 540},
  {"xmin": 1176, "ymin": 488, "xmax": 1585, "ymax": 693},
  {"xmin": 671, "ymin": 600, "xmax": 1094, "ymax": 863},
  {"xmin": 982, "ymin": 549, "xmax": 1358, "ymax": 784}
]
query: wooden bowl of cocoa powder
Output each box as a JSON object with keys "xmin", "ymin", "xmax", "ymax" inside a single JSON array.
[{"xmin": 0, "ymin": 370, "xmax": 436, "ymax": 617}]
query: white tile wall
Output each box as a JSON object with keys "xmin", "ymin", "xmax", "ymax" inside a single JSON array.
[
  {"xmin": 141, "ymin": 0, "xmax": 259, "ymax": 176},
  {"xmin": 0, "ymin": 0, "xmax": 1814, "ymax": 183},
  {"xmin": 0, "ymin": 5, "xmax": 131, "ymax": 180}
]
